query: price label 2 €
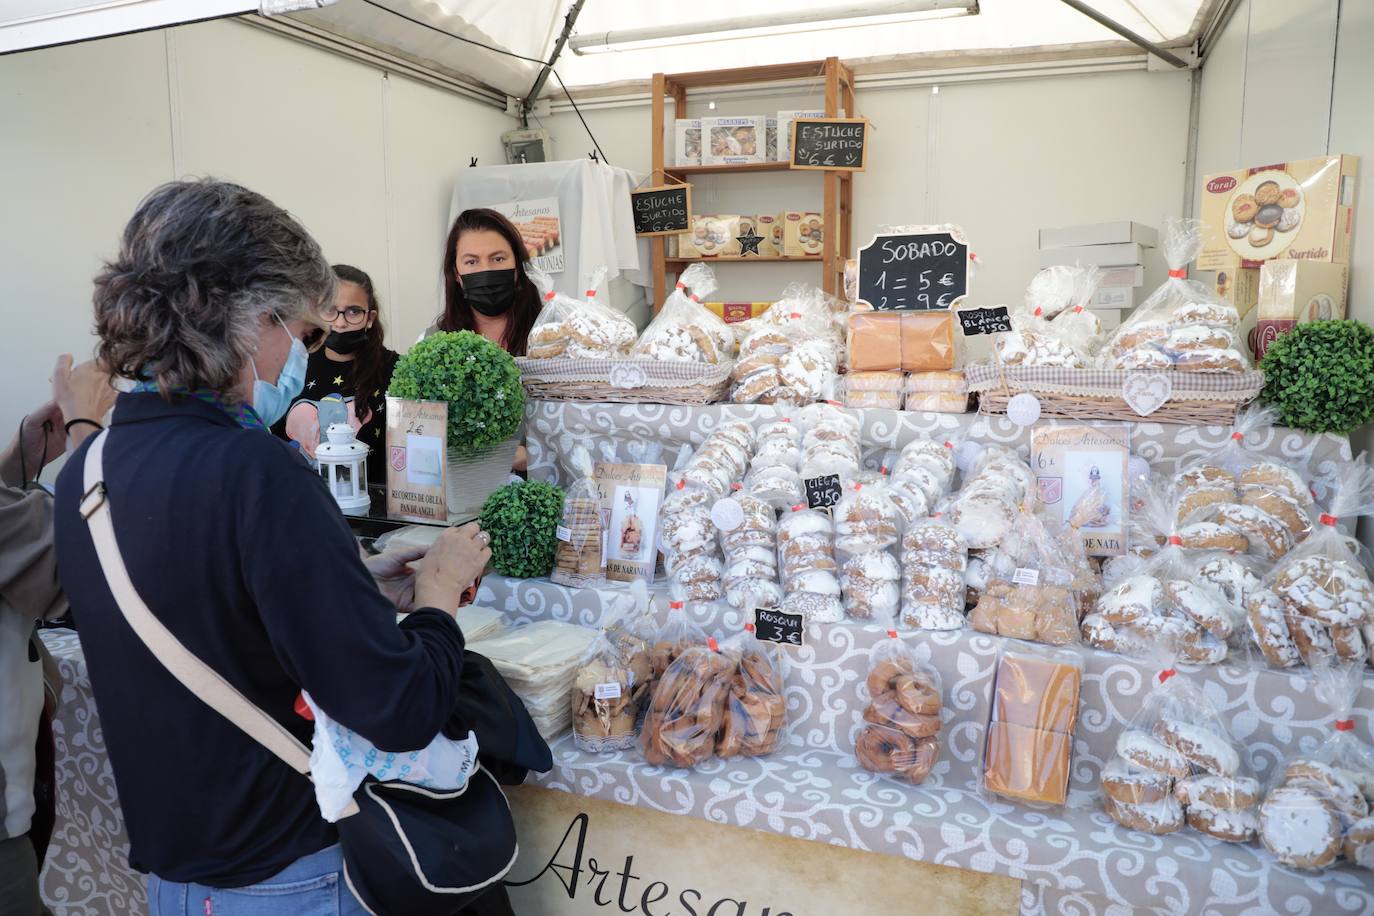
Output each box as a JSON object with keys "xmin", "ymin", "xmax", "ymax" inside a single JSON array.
[{"xmin": 804, "ymin": 474, "xmax": 842, "ymax": 510}]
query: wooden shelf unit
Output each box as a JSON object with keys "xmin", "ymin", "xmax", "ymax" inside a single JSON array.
[{"xmin": 650, "ymin": 57, "xmax": 856, "ymax": 310}]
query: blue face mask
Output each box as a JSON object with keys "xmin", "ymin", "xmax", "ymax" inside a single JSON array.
[{"xmin": 252, "ymin": 316, "xmax": 308, "ymax": 427}]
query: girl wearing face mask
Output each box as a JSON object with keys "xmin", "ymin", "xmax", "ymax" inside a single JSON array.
[
  {"xmin": 272, "ymin": 264, "xmax": 399, "ymax": 485},
  {"xmin": 428, "ymin": 208, "xmax": 541, "ymax": 356},
  {"xmin": 50, "ymin": 180, "xmax": 511, "ymax": 916}
]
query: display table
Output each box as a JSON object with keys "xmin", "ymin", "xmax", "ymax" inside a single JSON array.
[{"xmin": 472, "ymin": 574, "xmax": 1374, "ymax": 916}]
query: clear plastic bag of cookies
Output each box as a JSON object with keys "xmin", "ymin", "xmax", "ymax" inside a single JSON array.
[
  {"xmin": 1252, "ymin": 453, "xmax": 1374, "ymax": 670},
  {"xmin": 777, "ymin": 504, "xmax": 844, "ymax": 624},
  {"xmin": 833, "ymin": 483, "xmax": 902, "ymax": 621},
  {"xmin": 982, "ymin": 642, "xmax": 1082, "ymax": 807},
  {"xmin": 995, "ymin": 265, "xmax": 1106, "ymax": 369},
  {"xmin": 631, "ymin": 263, "xmax": 733, "ymax": 365},
  {"xmin": 967, "ymin": 508, "xmax": 1082, "ymax": 646},
  {"xmin": 1104, "ymin": 649, "xmax": 1259, "ymax": 841},
  {"xmin": 855, "ymin": 618, "xmax": 943, "ymax": 785},
  {"xmin": 649, "ymin": 594, "xmax": 709, "ymax": 681},
  {"xmin": 601, "ymin": 582, "xmax": 656, "ymax": 713},
  {"xmin": 525, "ymin": 265, "xmax": 637, "ymax": 360},
  {"xmin": 572, "ymin": 624, "xmax": 643, "ymax": 754},
  {"xmin": 1260, "ymin": 658, "xmax": 1374, "ymax": 870},
  {"xmin": 1084, "ymin": 479, "xmax": 1242, "ymax": 665},
  {"xmin": 640, "ymin": 635, "xmax": 737, "ymax": 769},
  {"xmin": 899, "ymin": 515, "xmax": 968, "ymax": 630},
  {"xmin": 551, "ymin": 442, "xmax": 607, "ymax": 589},
  {"xmin": 1099, "ymin": 218, "xmax": 1250, "ymax": 372},
  {"xmin": 659, "ymin": 481, "xmax": 724, "ymax": 603},
  {"xmin": 719, "ymin": 485, "xmax": 784, "ymax": 611},
  {"xmin": 717, "ymin": 623, "xmax": 789, "ymax": 759}
]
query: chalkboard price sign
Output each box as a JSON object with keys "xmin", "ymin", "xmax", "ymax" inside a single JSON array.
[
  {"xmin": 630, "ymin": 183, "xmax": 692, "ymax": 236},
  {"xmin": 804, "ymin": 474, "xmax": 843, "ymax": 510},
  {"xmin": 754, "ymin": 607, "xmax": 804, "ymax": 647},
  {"xmin": 957, "ymin": 305, "xmax": 1012, "ymax": 336},
  {"xmin": 857, "ymin": 228, "xmax": 970, "ymax": 311},
  {"xmin": 790, "ymin": 118, "xmax": 868, "ymax": 172}
]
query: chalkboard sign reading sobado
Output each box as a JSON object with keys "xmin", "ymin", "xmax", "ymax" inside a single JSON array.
[
  {"xmin": 857, "ymin": 228, "xmax": 970, "ymax": 311},
  {"xmin": 790, "ymin": 118, "xmax": 868, "ymax": 171},
  {"xmin": 957, "ymin": 305, "xmax": 1012, "ymax": 336},
  {"xmin": 631, "ymin": 183, "xmax": 692, "ymax": 236}
]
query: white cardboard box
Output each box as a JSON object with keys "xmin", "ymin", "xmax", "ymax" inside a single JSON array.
[
  {"xmin": 674, "ymin": 119, "xmax": 701, "ymax": 166},
  {"xmin": 1039, "ymin": 243, "xmax": 1144, "ymax": 268},
  {"xmin": 1092, "ymin": 286, "xmax": 1137, "ymax": 310},
  {"xmin": 1039, "ymin": 221, "xmax": 1158, "ymax": 250},
  {"xmin": 1098, "ymin": 265, "xmax": 1145, "ymax": 287},
  {"xmin": 702, "ymin": 116, "xmax": 767, "ymax": 165},
  {"xmin": 778, "ymin": 109, "xmax": 834, "ymax": 159}
]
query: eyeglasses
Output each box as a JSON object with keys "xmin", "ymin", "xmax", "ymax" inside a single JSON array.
[{"xmin": 320, "ymin": 305, "xmax": 371, "ymax": 325}]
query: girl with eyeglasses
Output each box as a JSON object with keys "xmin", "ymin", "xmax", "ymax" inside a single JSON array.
[{"xmin": 272, "ymin": 264, "xmax": 399, "ymax": 486}]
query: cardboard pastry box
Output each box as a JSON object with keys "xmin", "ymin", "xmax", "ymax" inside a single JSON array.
[{"xmin": 1254, "ymin": 260, "xmax": 1349, "ymax": 361}]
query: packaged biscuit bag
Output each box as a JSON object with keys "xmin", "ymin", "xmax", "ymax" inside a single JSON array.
[
  {"xmin": 855, "ymin": 616, "xmax": 943, "ymax": 785},
  {"xmin": 717, "ymin": 623, "xmax": 788, "ymax": 759}
]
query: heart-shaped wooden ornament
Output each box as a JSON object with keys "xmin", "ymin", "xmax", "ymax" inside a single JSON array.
[{"xmin": 1122, "ymin": 373, "xmax": 1173, "ymax": 417}]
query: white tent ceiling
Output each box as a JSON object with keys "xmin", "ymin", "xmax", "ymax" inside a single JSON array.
[{"xmin": 2, "ymin": 0, "xmax": 1223, "ymax": 100}]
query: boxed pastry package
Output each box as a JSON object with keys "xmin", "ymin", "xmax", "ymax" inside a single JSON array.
[
  {"xmin": 633, "ymin": 263, "xmax": 734, "ymax": 365},
  {"xmin": 905, "ymin": 371, "xmax": 970, "ymax": 413},
  {"xmin": 641, "ymin": 637, "xmax": 736, "ymax": 768},
  {"xmin": 1199, "ymin": 154, "xmax": 1359, "ymax": 272},
  {"xmin": 1213, "ymin": 265, "xmax": 1261, "ymax": 351},
  {"xmin": 778, "ymin": 109, "xmax": 829, "ymax": 157},
  {"xmin": 736, "ymin": 215, "xmax": 776, "ymax": 259},
  {"xmin": 525, "ymin": 266, "xmax": 637, "ymax": 360},
  {"xmin": 1255, "ymin": 260, "xmax": 1349, "ymax": 361},
  {"xmin": 551, "ymin": 443, "xmax": 606, "ymax": 588},
  {"xmin": 717, "ymin": 623, "xmax": 788, "ymax": 759},
  {"xmin": 1101, "ymin": 651, "xmax": 1259, "ymax": 842},
  {"xmin": 855, "ymin": 622, "xmax": 943, "ymax": 785},
  {"xmin": 689, "ymin": 215, "xmax": 743, "ymax": 258},
  {"xmin": 674, "ymin": 118, "xmax": 702, "ymax": 166},
  {"xmin": 753, "ymin": 213, "xmax": 784, "ymax": 257},
  {"xmin": 982, "ymin": 644, "xmax": 1083, "ymax": 806},
  {"xmin": 848, "ymin": 310, "xmax": 957, "ymax": 373},
  {"xmin": 842, "ymin": 371, "xmax": 905, "ymax": 410},
  {"xmin": 995, "ymin": 265, "xmax": 1105, "ymax": 369},
  {"xmin": 1250, "ymin": 453, "xmax": 1374, "ymax": 670},
  {"xmin": 1259, "ymin": 660, "xmax": 1374, "ymax": 870},
  {"xmin": 703, "ymin": 116, "xmax": 767, "ymax": 165},
  {"xmin": 1100, "ymin": 218, "xmax": 1250, "ymax": 372},
  {"xmin": 783, "ymin": 211, "xmax": 825, "ymax": 257}
]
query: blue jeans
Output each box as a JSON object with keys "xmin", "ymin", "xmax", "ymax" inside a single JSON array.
[{"xmin": 146, "ymin": 845, "xmax": 369, "ymax": 916}]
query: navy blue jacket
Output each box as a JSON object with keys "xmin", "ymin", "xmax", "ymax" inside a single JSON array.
[{"xmin": 54, "ymin": 392, "xmax": 465, "ymax": 887}]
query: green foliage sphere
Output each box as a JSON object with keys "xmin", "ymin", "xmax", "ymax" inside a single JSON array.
[
  {"xmin": 389, "ymin": 331, "xmax": 525, "ymax": 456},
  {"xmin": 478, "ymin": 480, "xmax": 564, "ymax": 578},
  {"xmin": 1259, "ymin": 320, "xmax": 1374, "ymax": 434}
]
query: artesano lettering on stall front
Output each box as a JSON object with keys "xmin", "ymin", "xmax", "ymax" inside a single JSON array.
[{"xmin": 510, "ymin": 815, "xmax": 796, "ymax": 916}]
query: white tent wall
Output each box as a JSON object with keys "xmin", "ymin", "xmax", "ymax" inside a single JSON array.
[
  {"xmin": 1192, "ymin": 0, "xmax": 1374, "ymax": 458},
  {"xmin": 536, "ymin": 66, "xmax": 1192, "ymax": 327},
  {"xmin": 0, "ymin": 17, "xmax": 513, "ymax": 450}
]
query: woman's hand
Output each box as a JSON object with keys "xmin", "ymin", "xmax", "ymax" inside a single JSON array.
[
  {"xmin": 414, "ymin": 523, "xmax": 491, "ymax": 614},
  {"xmin": 0, "ymin": 401, "xmax": 66, "ymax": 487},
  {"xmin": 52, "ymin": 355, "xmax": 117, "ymax": 448},
  {"xmin": 364, "ymin": 545, "xmax": 427, "ymax": 614}
]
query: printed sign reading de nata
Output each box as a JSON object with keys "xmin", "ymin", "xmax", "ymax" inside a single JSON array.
[
  {"xmin": 385, "ymin": 397, "xmax": 448, "ymax": 523},
  {"xmin": 1030, "ymin": 424, "xmax": 1130, "ymax": 557},
  {"xmin": 593, "ymin": 460, "xmax": 668, "ymax": 584}
]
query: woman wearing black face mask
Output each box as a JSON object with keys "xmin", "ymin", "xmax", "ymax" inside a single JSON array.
[
  {"xmin": 272, "ymin": 264, "xmax": 399, "ymax": 485},
  {"xmin": 427, "ymin": 208, "xmax": 541, "ymax": 356}
]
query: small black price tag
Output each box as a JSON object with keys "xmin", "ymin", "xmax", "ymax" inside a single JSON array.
[
  {"xmin": 754, "ymin": 607, "xmax": 804, "ymax": 647},
  {"xmin": 957, "ymin": 305, "xmax": 1012, "ymax": 336},
  {"xmin": 804, "ymin": 474, "xmax": 842, "ymax": 510}
]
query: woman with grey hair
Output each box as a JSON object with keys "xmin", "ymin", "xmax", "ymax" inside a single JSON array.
[{"xmin": 52, "ymin": 180, "xmax": 504, "ymax": 915}]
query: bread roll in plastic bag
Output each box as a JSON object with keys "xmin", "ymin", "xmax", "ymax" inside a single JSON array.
[
  {"xmin": 717, "ymin": 623, "xmax": 788, "ymax": 759},
  {"xmin": 1260, "ymin": 659, "xmax": 1374, "ymax": 869},
  {"xmin": 995, "ymin": 265, "xmax": 1105, "ymax": 368},
  {"xmin": 526, "ymin": 265, "xmax": 636, "ymax": 359},
  {"xmin": 855, "ymin": 616, "xmax": 943, "ymax": 785},
  {"xmin": 632, "ymin": 263, "xmax": 733, "ymax": 364}
]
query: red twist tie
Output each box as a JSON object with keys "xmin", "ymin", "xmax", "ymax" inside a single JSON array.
[
  {"xmin": 1336, "ymin": 719, "xmax": 1356, "ymax": 732},
  {"xmin": 826, "ymin": 399, "xmax": 842, "ymax": 407},
  {"xmin": 791, "ymin": 503, "xmax": 806, "ymax": 512},
  {"xmin": 669, "ymin": 600, "xmax": 684, "ymax": 610},
  {"xmin": 1157, "ymin": 668, "xmax": 1177, "ymax": 685},
  {"xmin": 1033, "ymin": 306, "xmax": 1044, "ymax": 317},
  {"xmin": 707, "ymin": 637, "xmax": 720, "ymax": 653},
  {"xmin": 879, "ymin": 466, "xmax": 890, "ymax": 475},
  {"xmin": 1231, "ymin": 431, "xmax": 1244, "ymax": 441},
  {"xmin": 293, "ymin": 693, "xmax": 314, "ymax": 721},
  {"xmin": 790, "ymin": 312, "xmax": 802, "ymax": 320},
  {"xmin": 585, "ymin": 289, "xmax": 596, "ymax": 298},
  {"xmin": 544, "ymin": 291, "xmax": 556, "ymax": 302},
  {"xmin": 886, "ymin": 630, "xmax": 898, "ymax": 640},
  {"xmin": 943, "ymin": 440, "xmax": 954, "ymax": 449},
  {"xmin": 932, "ymin": 511, "xmax": 943, "ymax": 519},
  {"xmin": 690, "ymin": 294, "xmax": 702, "ymax": 303},
  {"xmin": 1073, "ymin": 305, "xmax": 1084, "ymax": 313},
  {"xmin": 854, "ymin": 482, "xmax": 863, "ymax": 492},
  {"xmin": 675, "ymin": 282, "xmax": 686, "ymax": 290},
  {"xmin": 1320, "ymin": 513, "xmax": 1338, "ymax": 527},
  {"xmin": 676, "ymin": 479, "xmax": 686, "ymax": 490},
  {"xmin": 744, "ymin": 623, "xmax": 756, "ymax": 634},
  {"xmin": 730, "ymin": 482, "xmax": 743, "ymax": 491},
  {"xmin": 1168, "ymin": 268, "xmax": 1187, "ymax": 279},
  {"xmin": 1168, "ymin": 535, "xmax": 1183, "ymax": 546}
]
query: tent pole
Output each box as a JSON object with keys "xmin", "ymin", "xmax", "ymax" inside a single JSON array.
[
  {"xmin": 1056, "ymin": 0, "xmax": 1193, "ymax": 69},
  {"xmin": 523, "ymin": 0, "xmax": 587, "ymax": 124}
]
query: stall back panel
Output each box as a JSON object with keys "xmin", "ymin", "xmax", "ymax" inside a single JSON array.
[{"xmin": 0, "ymin": 28, "xmax": 173, "ymax": 451}]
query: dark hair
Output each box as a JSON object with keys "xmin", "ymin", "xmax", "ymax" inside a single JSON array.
[
  {"xmin": 437, "ymin": 208, "xmax": 540, "ymax": 356},
  {"xmin": 330, "ymin": 264, "xmax": 389, "ymax": 407},
  {"xmin": 94, "ymin": 179, "xmax": 333, "ymax": 397}
]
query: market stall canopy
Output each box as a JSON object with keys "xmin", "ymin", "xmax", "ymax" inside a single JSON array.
[{"xmin": 2, "ymin": 0, "xmax": 1225, "ymax": 98}]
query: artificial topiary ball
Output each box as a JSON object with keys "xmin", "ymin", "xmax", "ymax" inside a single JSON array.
[
  {"xmin": 479, "ymin": 480, "xmax": 564, "ymax": 579},
  {"xmin": 1259, "ymin": 319, "xmax": 1374, "ymax": 434},
  {"xmin": 388, "ymin": 330, "xmax": 525, "ymax": 457}
]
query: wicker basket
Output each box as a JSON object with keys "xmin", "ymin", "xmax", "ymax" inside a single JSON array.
[
  {"xmin": 516, "ymin": 356, "xmax": 733, "ymax": 405},
  {"xmin": 965, "ymin": 364, "xmax": 1265, "ymax": 425}
]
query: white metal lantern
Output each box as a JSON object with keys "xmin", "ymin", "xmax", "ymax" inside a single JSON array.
[{"xmin": 316, "ymin": 423, "xmax": 370, "ymax": 514}]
